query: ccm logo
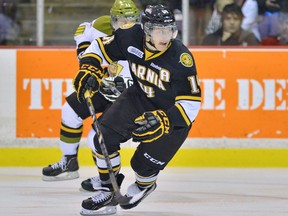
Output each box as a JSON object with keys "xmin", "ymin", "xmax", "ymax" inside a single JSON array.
[{"xmin": 144, "ymin": 152, "xmax": 165, "ymax": 166}]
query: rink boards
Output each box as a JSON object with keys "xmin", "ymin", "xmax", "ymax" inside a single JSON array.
[{"xmin": 0, "ymin": 48, "xmax": 288, "ymax": 167}]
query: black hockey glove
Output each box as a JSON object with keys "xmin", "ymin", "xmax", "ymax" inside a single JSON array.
[
  {"xmin": 73, "ymin": 64, "xmax": 104, "ymax": 102},
  {"xmin": 132, "ymin": 110, "xmax": 171, "ymax": 143},
  {"xmin": 99, "ymin": 76, "xmax": 133, "ymax": 102}
]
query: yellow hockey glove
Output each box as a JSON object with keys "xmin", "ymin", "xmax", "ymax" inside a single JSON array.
[
  {"xmin": 132, "ymin": 110, "xmax": 171, "ymax": 143},
  {"xmin": 73, "ymin": 64, "xmax": 104, "ymax": 102}
]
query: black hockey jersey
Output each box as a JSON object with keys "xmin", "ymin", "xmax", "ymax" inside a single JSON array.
[{"xmin": 80, "ymin": 24, "xmax": 201, "ymax": 128}]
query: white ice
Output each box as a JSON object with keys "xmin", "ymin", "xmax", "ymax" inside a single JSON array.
[{"xmin": 0, "ymin": 167, "xmax": 288, "ymax": 216}]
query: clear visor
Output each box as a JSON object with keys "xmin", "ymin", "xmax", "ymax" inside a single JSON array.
[
  {"xmin": 144, "ymin": 23, "xmax": 177, "ymax": 39},
  {"xmin": 111, "ymin": 15, "xmax": 139, "ymax": 30}
]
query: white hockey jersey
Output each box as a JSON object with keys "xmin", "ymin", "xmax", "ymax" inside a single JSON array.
[{"xmin": 74, "ymin": 15, "xmax": 131, "ymax": 78}]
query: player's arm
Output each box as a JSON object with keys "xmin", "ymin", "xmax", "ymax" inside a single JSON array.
[
  {"xmin": 74, "ymin": 19, "xmax": 108, "ymax": 60},
  {"xmin": 74, "ymin": 22, "xmax": 93, "ymax": 59},
  {"xmin": 132, "ymin": 54, "xmax": 201, "ymax": 143},
  {"xmin": 80, "ymin": 29, "xmax": 126, "ymax": 66},
  {"xmin": 72, "ymin": 39, "xmax": 105, "ymax": 102},
  {"xmin": 73, "ymin": 31, "xmax": 126, "ymax": 102},
  {"xmin": 166, "ymin": 53, "xmax": 201, "ymax": 128},
  {"xmin": 167, "ymin": 75, "xmax": 201, "ymax": 128},
  {"xmin": 132, "ymin": 72, "xmax": 201, "ymax": 143}
]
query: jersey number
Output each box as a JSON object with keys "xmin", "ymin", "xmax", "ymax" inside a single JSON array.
[
  {"xmin": 138, "ymin": 82, "xmax": 155, "ymax": 98},
  {"xmin": 188, "ymin": 75, "xmax": 200, "ymax": 94}
]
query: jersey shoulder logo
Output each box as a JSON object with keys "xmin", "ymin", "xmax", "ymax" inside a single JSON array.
[
  {"xmin": 180, "ymin": 53, "xmax": 193, "ymax": 67},
  {"xmin": 108, "ymin": 62, "xmax": 123, "ymax": 76},
  {"xmin": 120, "ymin": 23, "xmax": 135, "ymax": 29}
]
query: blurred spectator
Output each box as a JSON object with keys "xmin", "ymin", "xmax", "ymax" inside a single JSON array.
[
  {"xmin": 278, "ymin": 12, "xmax": 288, "ymax": 44},
  {"xmin": 261, "ymin": 11, "xmax": 288, "ymax": 45},
  {"xmin": 202, "ymin": 3, "xmax": 259, "ymax": 45},
  {"xmin": 0, "ymin": 0, "xmax": 20, "ymax": 45},
  {"xmin": 206, "ymin": 0, "xmax": 260, "ymax": 40},
  {"xmin": 236, "ymin": 0, "xmax": 260, "ymax": 40},
  {"xmin": 256, "ymin": 0, "xmax": 282, "ymax": 40},
  {"xmin": 206, "ymin": 0, "xmax": 234, "ymax": 34},
  {"xmin": 189, "ymin": 0, "xmax": 212, "ymax": 45}
]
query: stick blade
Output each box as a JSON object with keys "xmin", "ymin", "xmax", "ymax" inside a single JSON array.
[{"xmin": 114, "ymin": 192, "xmax": 132, "ymax": 206}]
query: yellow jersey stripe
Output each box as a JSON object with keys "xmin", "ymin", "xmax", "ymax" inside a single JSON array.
[
  {"xmin": 176, "ymin": 95, "xmax": 202, "ymax": 102},
  {"xmin": 175, "ymin": 103, "xmax": 191, "ymax": 126},
  {"xmin": 96, "ymin": 38, "xmax": 113, "ymax": 64},
  {"xmin": 144, "ymin": 43, "xmax": 171, "ymax": 61},
  {"xmin": 78, "ymin": 44, "xmax": 90, "ymax": 49},
  {"xmin": 80, "ymin": 53, "xmax": 103, "ymax": 65}
]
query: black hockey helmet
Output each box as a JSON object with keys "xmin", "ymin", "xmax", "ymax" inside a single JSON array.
[{"xmin": 141, "ymin": 4, "xmax": 177, "ymax": 38}]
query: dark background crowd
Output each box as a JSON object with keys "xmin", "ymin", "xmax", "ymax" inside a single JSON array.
[{"xmin": 1, "ymin": 0, "xmax": 287, "ymax": 46}]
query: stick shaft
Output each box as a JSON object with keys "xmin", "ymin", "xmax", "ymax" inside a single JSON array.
[
  {"xmin": 84, "ymin": 91, "xmax": 120, "ymax": 193},
  {"xmin": 84, "ymin": 90, "xmax": 132, "ymax": 205}
]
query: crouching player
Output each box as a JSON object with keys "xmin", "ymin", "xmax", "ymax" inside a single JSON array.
[{"xmin": 73, "ymin": 4, "xmax": 202, "ymax": 215}]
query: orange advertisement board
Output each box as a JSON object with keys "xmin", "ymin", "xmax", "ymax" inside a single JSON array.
[
  {"xmin": 17, "ymin": 50, "xmax": 78, "ymax": 137},
  {"xmin": 17, "ymin": 49, "xmax": 288, "ymax": 138}
]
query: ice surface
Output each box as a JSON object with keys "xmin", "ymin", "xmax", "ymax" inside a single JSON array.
[{"xmin": 0, "ymin": 167, "xmax": 288, "ymax": 216}]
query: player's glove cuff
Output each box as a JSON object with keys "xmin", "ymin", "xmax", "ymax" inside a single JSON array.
[
  {"xmin": 76, "ymin": 41, "xmax": 91, "ymax": 59},
  {"xmin": 132, "ymin": 110, "xmax": 172, "ymax": 143}
]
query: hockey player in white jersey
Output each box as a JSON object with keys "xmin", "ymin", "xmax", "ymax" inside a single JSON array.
[{"xmin": 42, "ymin": 0, "xmax": 139, "ymax": 192}]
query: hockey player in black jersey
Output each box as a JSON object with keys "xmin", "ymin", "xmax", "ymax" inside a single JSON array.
[{"xmin": 74, "ymin": 4, "xmax": 202, "ymax": 215}]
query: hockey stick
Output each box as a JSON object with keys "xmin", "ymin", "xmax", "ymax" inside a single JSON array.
[{"xmin": 84, "ymin": 90, "xmax": 132, "ymax": 205}]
